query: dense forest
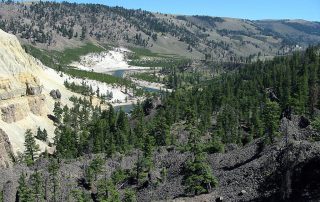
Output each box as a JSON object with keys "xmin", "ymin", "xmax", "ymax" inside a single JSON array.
[{"xmin": 13, "ymin": 46, "xmax": 320, "ymax": 201}]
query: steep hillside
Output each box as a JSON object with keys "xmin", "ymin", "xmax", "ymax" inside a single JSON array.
[
  {"xmin": 0, "ymin": 29, "xmax": 78, "ymax": 161},
  {"xmin": 0, "ymin": 2, "xmax": 320, "ymax": 61}
]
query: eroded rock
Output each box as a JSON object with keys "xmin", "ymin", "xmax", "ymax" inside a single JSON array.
[
  {"xmin": 26, "ymin": 83, "xmax": 43, "ymax": 95},
  {"xmin": 28, "ymin": 94, "xmax": 46, "ymax": 116},
  {"xmin": 0, "ymin": 129, "xmax": 13, "ymax": 168},
  {"xmin": 0, "ymin": 103, "xmax": 28, "ymax": 123}
]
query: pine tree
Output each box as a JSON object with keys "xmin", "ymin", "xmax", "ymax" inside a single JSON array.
[
  {"xmin": 30, "ymin": 170, "xmax": 45, "ymax": 202},
  {"xmin": 17, "ymin": 173, "xmax": 34, "ymax": 202},
  {"xmin": 183, "ymin": 141, "xmax": 218, "ymax": 195},
  {"xmin": 96, "ymin": 179, "xmax": 120, "ymax": 202},
  {"xmin": 55, "ymin": 126, "xmax": 78, "ymax": 158},
  {"xmin": 262, "ymin": 99, "xmax": 280, "ymax": 144},
  {"xmin": 183, "ymin": 124, "xmax": 218, "ymax": 195},
  {"xmin": 123, "ymin": 189, "xmax": 137, "ymax": 202},
  {"xmin": 85, "ymin": 156, "xmax": 104, "ymax": 185},
  {"xmin": 36, "ymin": 127, "xmax": 48, "ymax": 142},
  {"xmin": 48, "ymin": 158, "xmax": 60, "ymax": 202},
  {"xmin": 24, "ymin": 129, "xmax": 40, "ymax": 165},
  {"xmin": 53, "ymin": 102, "xmax": 63, "ymax": 124}
]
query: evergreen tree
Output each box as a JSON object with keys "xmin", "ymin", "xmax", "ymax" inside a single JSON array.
[
  {"xmin": 53, "ymin": 102, "xmax": 63, "ymax": 124},
  {"xmin": 24, "ymin": 129, "xmax": 40, "ymax": 165},
  {"xmin": 96, "ymin": 179, "xmax": 120, "ymax": 202},
  {"xmin": 48, "ymin": 158, "xmax": 60, "ymax": 202},
  {"xmin": 36, "ymin": 127, "xmax": 48, "ymax": 142},
  {"xmin": 85, "ymin": 156, "xmax": 104, "ymax": 185},
  {"xmin": 262, "ymin": 99, "xmax": 280, "ymax": 144},
  {"xmin": 123, "ymin": 189, "xmax": 137, "ymax": 202},
  {"xmin": 183, "ymin": 142, "xmax": 218, "ymax": 195},
  {"xmin": 17, "ymin": 173, "xmax": 34, "ymax": 202},
  {"xmin": 30, "ymin": 170, "xmax": 45, "ymax": 202}
]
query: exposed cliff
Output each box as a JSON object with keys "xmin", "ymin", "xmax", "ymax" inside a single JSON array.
[
  {"xmin": 0, "ymin": 129, "xmax": 13, "ymax": 168},
  {"xmin": 0, "ymin": 29, "xmax": 78, "ymax": 159}
]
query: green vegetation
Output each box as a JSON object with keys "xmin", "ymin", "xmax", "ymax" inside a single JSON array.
[
  {"xmin": 23, "ymin": 43, "xmax": 106, "ymax": 69},
  {"xmin": 312, "ymin": 116, "xmax": 320, "ymax": 132},
  {"xmin": 17, "ymin": 173, "xmax": 34, "ymax": 202},
  {"xmin": 64, "ymin": 80, "xmax": 95, "ymax": 96},
  {"xmin": 128, "ymin": 47, "xmax": 161, "ymax": 59},
  {"xmin": 15, "ymin": 46, "xmax": 320, "ymax": 199},
  {"xmin": 64, "ymin": 68, "xmax": 131, "ymax": 86},
  {"xmin": 128, "ymin": 47, "xmax": 191, "ymax": 68},
  {"xmin": 130, "ymin": 71, "xmax": 160, "ymax": 83},
  {"xmin": 183, "ymin": 124, "xmax": 218, "ymax": 195},
  {"xmin": 58, "ymin": 43, "xmax": 105, "ymax": 65},
  {"xmin": 23, "ymin": 129, "xmax": 40, "ymax": 166},
  {"xmin": 36, "ymin": 127, "xmax": 48, "ymax": 142}
]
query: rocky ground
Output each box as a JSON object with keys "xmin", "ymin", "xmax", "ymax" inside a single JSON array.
[{"xmin": 0, "ymin": 115, "xmax": 319, "ymax": 202}]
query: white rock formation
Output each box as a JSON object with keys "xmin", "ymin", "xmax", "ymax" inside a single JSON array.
[{"xmin": 0, "ymin": 29, "xmax": 79, "ymax": 161}]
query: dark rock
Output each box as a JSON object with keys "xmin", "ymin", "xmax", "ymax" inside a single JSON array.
[
  {"xmin": 299, "ymin": 116, "xmax": 310, "ymax": 128},
  {"xmin": 55, "ymin": 89, "xmax": 61, "ymax": 99},
  {"xmin": 50, "ymin": 89, "xmax": 58, "ymax": 99},
  {"xmin": 225, "ymin": 143, "xmax": 238, "ymax": 152},
  {"xmin": 0, "ymin": 116, "xmax": 319, "ymax": 202},
  {"xmin": 47, "ymin": 114, "xmax": 59, "ymax": 123},
  {"xmin": 3, "ymin": 181, "xmax": 15, "ymax": 202}
]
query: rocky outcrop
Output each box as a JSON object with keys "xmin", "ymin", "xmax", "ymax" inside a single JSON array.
[
  {"xmin": 0, "ymin": 94, "xmax": 47, "ymax": 123},
  {"xmin": 0, "ymin": 29, "xmax": 78, "ymax": 156},
  {"xmin": 26, "ymin": 83, "xmax": 43, "ymax": 95},
  {"xmin": 0, "ymin": 29, "xmax": 46, "ymax": 121},
  {"xmin": 0, "ymin": 102, "xmax": 28, "ymax": 123},
  {"xmin": 27, "ymin": 94, "xmax": 46, "ymax": 116},
  {"xmin": 50, "ymin": 89, "xmax": 61, "ymax": 99},
  {"xmin": 0, "ymin": 129, "xmax": 13, "ymax": 168},
  {"xmin": 3, "ymin": 180, "xmax": 16, "ymax": 202}
]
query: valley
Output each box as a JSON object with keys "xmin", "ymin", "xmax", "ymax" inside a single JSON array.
[{"xmin": 0, "ymin": 1, "xmax": 320, "ymax": 202}]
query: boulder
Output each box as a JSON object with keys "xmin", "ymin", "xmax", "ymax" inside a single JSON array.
[
  {"xmin": 50, "ymin": 89, "xmax": 61, "ymax": 99},
  {"xmin": 56, "ymin": 89, "xmax": 61, "ymax": 99},
  {"xmin": 50, "ymin": 89, "xmax": 57, "ymax": 99}
]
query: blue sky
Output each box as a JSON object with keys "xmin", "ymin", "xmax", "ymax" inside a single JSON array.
[{"xmin": 66, "ymin": 0, "xmax": 320, "ymax": 21}]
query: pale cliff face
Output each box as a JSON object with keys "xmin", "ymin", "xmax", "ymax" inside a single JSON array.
[
  {"xmin": 0, "ymin": 29, "xmax": 79, "ymax": 162},
  {"xmin": 0, "ymin": 29, "xmax": 41, "ymax": 77}
]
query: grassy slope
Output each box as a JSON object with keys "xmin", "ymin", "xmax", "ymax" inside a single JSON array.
[
  {"xmin": 127, "ymin": 47, "xmax": 190, "ymax": 68},
  {"xmin": 23, "ymin": 43, "xmax": 105, "ymax": 67}
]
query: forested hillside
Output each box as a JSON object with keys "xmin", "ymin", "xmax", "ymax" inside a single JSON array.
[
  {"xmin": 1, "ymin": 46, "xmax": 319, "ymax": 201},
  {"xmin": 1, "ymin": 1, "xmax": 320, "ymax": 201},
  {"xmin": 1, "ymin": 1, "xmax": 320, "ymax": 61}
]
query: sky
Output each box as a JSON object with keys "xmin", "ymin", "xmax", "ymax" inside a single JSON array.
[{"xmin": 65, "ymin": 0, "xmax": 320, "ymax": 21}]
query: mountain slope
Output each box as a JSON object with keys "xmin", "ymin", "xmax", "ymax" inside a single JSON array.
[
  {"xmin": 0, "ymin": 29, "xmax": 78, "ymax": 159},
  {"xmin": 0, "ymin": 2, "xmax": 320, "ymax": 61}
]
